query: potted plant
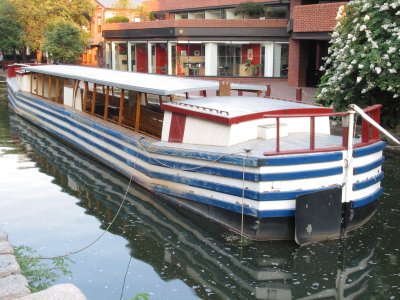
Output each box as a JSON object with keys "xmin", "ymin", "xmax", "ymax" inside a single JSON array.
[
  {"xmin": 234, "ymin": 2, "xmax": 265, "ymax": 19},
  {"xmin": 243, "ymin": 58, "xmax": 262, "ymax": 76}
]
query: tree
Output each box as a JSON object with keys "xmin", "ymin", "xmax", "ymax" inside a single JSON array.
[
  {"xmin": 134, "ymin": 4, "xmax": 151, "ymax": 21},
  {"xmin": 113, "ymin": 0, "xmax": 132, "ymax": 9},
  {"xmin": 317, "ymin": 0, "xmax": 400, "ymax": 127},
  {"xmin": 43, "ymin": 20, "xmax": 86, "ymax": 64},
  {"xmin": 234, "ymin": 2, "xmax": 265, "ymax": 19},
  {"xmin": 0, "ymin": 0, "xmax": 24, "ymax": 60},
  {"xmin": 9, "ymin": 0, "xmax": 94, "ymax": 61}
]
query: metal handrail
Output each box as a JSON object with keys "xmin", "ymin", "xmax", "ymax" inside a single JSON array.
[{"xmin": 263, "ymin": 105, "xmax": 385, "ymax": 156}]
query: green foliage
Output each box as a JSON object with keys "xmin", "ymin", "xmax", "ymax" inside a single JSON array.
[
  {"xmin": 0, "ymin": 0, "xmax": 24, "ymax": 54},
  {"xmin": 149, "ymin": 11, "xmax": 156, "ymax": 21},
  {"xmin": 244, "ymin": 59, "xmax": 262, "ymax": 76},
  {"xmin": 9, "ymin": 0, "xmax": 94, "ymax": 52},
  {"xmin": 105, "ymin": 16, "xmax": 130, "ymax": 24},
  {"xmin": 234, "ymin": 2, "xmax": 265, "ymax": 18},
  {"xmin": 134, "ymin": 4, "xmax": 151, "ymax": 21},
  {"xmin": 43, "ymin": 20, "xmax": 86, "ymax": 63},
  {"xmin": 130, "ymin": 293, "xmax": 150, "ymax": 300},
  {"xmin": 317, "ymin": 0, "xmax": 400, "ymax": 127},
  {"xmin": 113, "ymin": 0, "xmax": 132, "ymax": 9},
  {"xmin": 14, "ymin": 245, "xmax": 73, "ymax": 293}
]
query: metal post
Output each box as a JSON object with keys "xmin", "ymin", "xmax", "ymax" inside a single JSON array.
[
  {"xmin": 344, "ymin": 110, "xmax": 355, "ymax": 204},
  {"xmin": 296, "ymin": 88, "xmax": 302, "ymax": 102},
  {"xmin": 265, "ymin": 85, "xmax": 271, "ymax": 97}
]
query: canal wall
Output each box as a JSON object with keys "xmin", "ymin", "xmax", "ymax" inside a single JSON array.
[{"xmin": 0, "ymin": 230, "xmax": 86, "ymax": 300}]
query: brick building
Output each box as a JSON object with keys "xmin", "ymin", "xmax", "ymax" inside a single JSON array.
[
  {"xmin": 95, "ymin": 0, "xmax": 347, "ymax": 87},
  {"xmin": 83, "ymin": 0, "xmax": 142, "ymax": 67}
]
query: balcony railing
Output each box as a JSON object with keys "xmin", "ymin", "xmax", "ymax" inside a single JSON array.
[{"xmin": 104, "ymin": 18, "xmax": 287, "ymax": 31}]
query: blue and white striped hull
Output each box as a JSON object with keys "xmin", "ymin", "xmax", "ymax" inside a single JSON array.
[{"xmin": 7, "ymin": 81, "xmax": 385, "ymax": 240}]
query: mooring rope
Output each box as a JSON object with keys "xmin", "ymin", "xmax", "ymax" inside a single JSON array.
[
  {"xmin": 23, "ymin": 138, "xmax": 251, "ymax": 260},
  {"xmin": 23, "ymin": 152, "xmax": 139, "ymax": 260},
  {"xmin": 137, "ymin": 136, "xmax": 245, "ymax": 171},
  {"xmin": 119, "ymin": 256, "xmax": 132, "ymax": 300}
]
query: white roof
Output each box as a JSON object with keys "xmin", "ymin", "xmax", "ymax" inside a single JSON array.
[
  {"xmin": 167, "ymin": 96, "xmax": 318, "ymax": 118},
  {"xmin": 22, "ymin": 65, "xmax": 220, "ymax": 96}
]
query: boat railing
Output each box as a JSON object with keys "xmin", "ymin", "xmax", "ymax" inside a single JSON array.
[
  {"xmin": 262, "ymin": 104, "xmax": 383, "ymax": 156},
  {"xmin": 174, "ymin": 101, "xmax": 229, "ymax": 116}
]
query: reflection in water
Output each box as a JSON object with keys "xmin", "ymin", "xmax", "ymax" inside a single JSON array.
[{"xmin": 1, "ymin": 97, "xmax": 399, "ymax": 299}]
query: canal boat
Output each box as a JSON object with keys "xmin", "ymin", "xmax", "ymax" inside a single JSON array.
[
  {"xmin": 6, "ymin": 64, "xmax": 397, "ymax": 245},
  {"xmin": 10, "ymin": 112, "xmax": 378, "ymax": 300}
]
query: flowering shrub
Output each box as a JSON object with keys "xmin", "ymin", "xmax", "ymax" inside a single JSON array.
[{"xmin": 317, "ymin": 0, "xmax": 400, "ymax": 127}]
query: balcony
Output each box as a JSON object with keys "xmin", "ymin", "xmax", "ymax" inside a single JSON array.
[
  {"xmin": 103, "ymin": 18, "xmax": 288, "ymax": 39},
  {"xmin": 104, "ymin": 18, "xmax": 287, "ymax": 30}
]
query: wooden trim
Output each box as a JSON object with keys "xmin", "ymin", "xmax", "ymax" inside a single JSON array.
[
  {"xmin": 118, "ymin": 89, "xmax": 124, "ymax": 126},
  {"xmin": 30, "ymin": 73, "xmax": 33, "ymax": 94},
  {"xmin": 135, "ymin": 93, "xmax": 141, "ymax": 131},
  {"xmin": 41, "ymin": 74, "xmax": 45, "ymax": 97},
  {"xmin": 48, "ymin": 76, "xmax": 51, "ymax": 100},
  {"xmin": 35, "ymin": 73, "xmax": 39, "ymax": 96},
  {"xmin": 83, "ymin": 81, "xmax": 88, "ymax": 112},
  {"xmin": 91, "ymin": 83, "xmax": 97, "ymax": 115},
  {"xmin": 104, "ymin": 86, "xmax": 110, "ymax": 121},
  {"xmin": 310, "ymin": 116, "xmax": 315, "ymax": 150},
  {"xmin": 55, "ymin": 77, "xmax": 59, "ymax": 103}
]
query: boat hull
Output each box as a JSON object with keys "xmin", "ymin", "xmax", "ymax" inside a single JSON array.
[{"xmin": 7, "ymin": 80, "xmax": 385, "ymax": 242}]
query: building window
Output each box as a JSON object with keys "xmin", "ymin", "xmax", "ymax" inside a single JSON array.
[
  {"xmin": 97, "ymin": 17, "xmax": 101, "ymax": 33},
  {"xmin": 266, "ymin": 5, "xmax": 289, "ymax": 19},
  {"xmin": 176, "ymin": 42, "xmax": 205, "ymax": 76},
  {"xmin": 205, "ymin": 10, "xmax": 221, "ymax": 19},
  {"xmin": 175, "ymin": 12, "xmax": 188, "ymax": 19},
  {"xmin": 273, "ymin": 43, "xmax": 289, "ymax": 77},
  {"xmin": 113, "ymin": 42, "xmax": 128, "ymax": 71},
  {"xmin": 188, "ymin": 11, "xmax": 205, "ymax": 19},
  {"xmin": 217, "ymin": 44, "xmax": 242, "ymax": 77}
]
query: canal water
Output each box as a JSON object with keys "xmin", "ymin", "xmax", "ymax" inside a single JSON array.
[{"xmin": 0, "ymin": 93, "xmax": 399, "ymax": 299}]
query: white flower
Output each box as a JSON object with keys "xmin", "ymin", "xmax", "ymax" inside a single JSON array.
[
  {"xmin": 380, "ymin": 3, "xmax": 389, "ymax": 11},
  {"xmin": 319, "ymin": 66, "xmax": 325, "ymax": 71},
  {"xmin": 374, "ymin": 66, "xmax": 382, "ymax": 74},
  {"xmin": 361, "ymin": 89, "xmax": 367, "ymax": 94},
  {"xmin": 388, "ymin": 47, "xmax": 397, "ymax": 54},
  {"xmin": 363, "ymin": 15, "xmax": 370, "ymax": 21},
  {"xmin": 356, "ymin": 76, "xmax": 362, "ymax": 83},
  {"xmin": 360, "ymin": 25, "xmax": 367, "ymax": 31},
  {"xmin": 394, "ymin": 94, "xmax": 399, "ymax": 98},
  {"xmin": 358, "ymin": 64, "xmax": 364, "ymax": 69},
  {"xmin": 389, "ymin": 69, "xmax": 397, "ymax": 74}
]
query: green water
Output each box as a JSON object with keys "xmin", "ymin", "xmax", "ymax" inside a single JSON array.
[{"xmin": 0, "ymin": 94, "xmax": 399, "ymax": 299}]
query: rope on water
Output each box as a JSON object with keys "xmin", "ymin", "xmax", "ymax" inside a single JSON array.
[
  {"xmin": 23, "ymin": 137, "xmax": 251, "ymax": 260},
  {"xmin": 23, "ymin": 151, "xmax": 139, "ymax": 260}
]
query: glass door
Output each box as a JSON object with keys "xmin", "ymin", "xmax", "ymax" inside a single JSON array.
[{"xmin": 130, "ymin": 44, "xmax": 136, "ymax": 72}]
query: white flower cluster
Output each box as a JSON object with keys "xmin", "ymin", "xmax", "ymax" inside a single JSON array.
[{"xmin": 318, "ymin": 0, "xmax": 400, "ymax": 103}]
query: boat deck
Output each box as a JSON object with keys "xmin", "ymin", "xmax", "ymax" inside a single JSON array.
[{"xmin": 154, "ymin": 133, "xmax": 357, "ymax": 158}]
